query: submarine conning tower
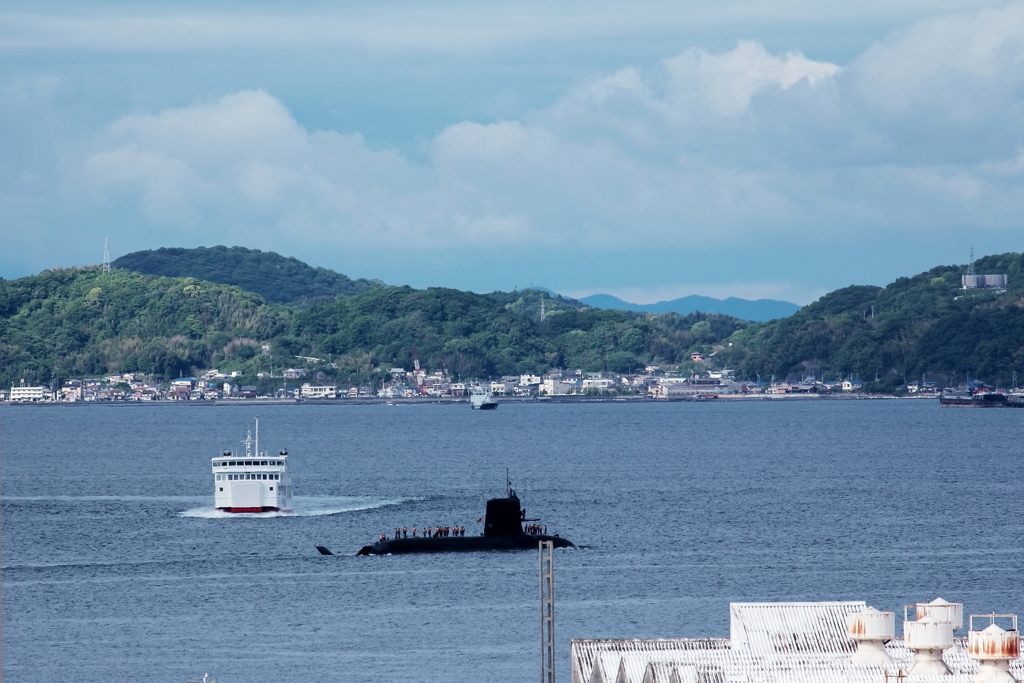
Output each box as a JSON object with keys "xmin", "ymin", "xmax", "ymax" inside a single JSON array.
[{"xmin": 484, "ymin": 492, "xmax": 523, "ymax": 537}]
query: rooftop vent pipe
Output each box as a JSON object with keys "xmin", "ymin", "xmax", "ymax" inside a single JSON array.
[
  {"xmin": 904, "ymin": 599, "xmax": 962, "ymax": 676},
  {"xmin": 968, "ymin": 614, "xmax": 1020, "ymax": 683},
  {"xmin": 917, "ymin": 598, "xmax": 965, "ymax": 630},
  {"xmin": 847, "ymin": 607, "xmax": 895, "ymax": 667}
]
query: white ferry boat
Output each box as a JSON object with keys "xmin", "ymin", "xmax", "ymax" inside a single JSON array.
[{"xmin": 212, "ymin": 417, "xmax": 293, "ymax": 513}]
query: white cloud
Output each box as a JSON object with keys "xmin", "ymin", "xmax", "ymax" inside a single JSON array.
[
  {"xmin": 65, "ymin": 3, "xmax": 1024, "ymax": 264},
  {"xmin": 663, "ymin": 40, "xmax": 840, "ymax": 116}
]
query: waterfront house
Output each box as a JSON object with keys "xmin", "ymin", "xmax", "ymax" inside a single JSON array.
[{"xmin": 300, "ymin": 384, "xmax": 337, "ymax": 399}]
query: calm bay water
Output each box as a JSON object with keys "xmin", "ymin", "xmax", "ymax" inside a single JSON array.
[{"xmin": 2, "ymin": 399, "xmax": 1023, "ymax": 683}]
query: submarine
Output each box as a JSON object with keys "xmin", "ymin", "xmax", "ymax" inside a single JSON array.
[{"xmin": 316, "ymin": 478, "xmax": 575, "ymax": 556}]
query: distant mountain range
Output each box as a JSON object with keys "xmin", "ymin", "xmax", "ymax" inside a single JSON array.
[{"xmin": 579, "ymin": 294, "xmax": 801, "ymax": 322}]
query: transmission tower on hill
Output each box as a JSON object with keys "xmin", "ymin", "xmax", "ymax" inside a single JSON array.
[{"xmin": 102, "ymin": 237, "xmax": 111, "ymax": 273}]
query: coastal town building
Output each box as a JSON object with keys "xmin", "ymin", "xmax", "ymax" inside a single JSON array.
[
  {"xmin": 10, "ymin": 385, "xmax": 50, "ymax": 401},
  {"xmin": 541, "ymin": 379, "xmax": 576, "ymax": 395},
  {"xmin": 300, "ymin": 384, "xmax": 337, "ymax": 399}
]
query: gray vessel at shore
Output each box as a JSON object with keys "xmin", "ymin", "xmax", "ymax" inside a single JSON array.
[{"xmin": 469, "ymin": 389, "xmax": 498, "ymax": 410}]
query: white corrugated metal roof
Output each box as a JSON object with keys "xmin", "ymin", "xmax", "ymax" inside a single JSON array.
[
  {"xmin": 729, "ymin": 601, "xmax": 865, "ymax": 654},
  {"xmin": 571, "ymin": 602, "xmax": 1024, "ymax": 683}
]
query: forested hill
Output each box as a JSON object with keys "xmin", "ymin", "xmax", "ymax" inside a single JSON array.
[
  {"xmin": 0, "ymin": 267, "xmax": 288, "ymax": 387},
  {"xmin": 0, "ymin": 268, "xmax": 747, "ymax": 388},
  {"xmin": 111, "ymin": 246, "xmax": 386, "ymax": 304},
  {"xmin": 291, "ymin": 286, "xmax": 744, "ymax": 378},
  {"xmin": 720, "ymin": 252, "xmax": 1024, "ymax": 389}
]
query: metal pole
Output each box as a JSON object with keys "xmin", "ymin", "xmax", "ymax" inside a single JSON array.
[{"xmin": 540, "ymin": 540, "xmax": 554, "ymax": 683}]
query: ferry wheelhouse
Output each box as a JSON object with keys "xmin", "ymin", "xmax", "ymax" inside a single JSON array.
[{"xmin": 212, "ymin": 417, "xmax": 293, "ymax": 513}]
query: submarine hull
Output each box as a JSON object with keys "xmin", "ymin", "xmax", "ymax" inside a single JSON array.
[{"xmin": 358, "ymin": 534, "xmax": 575, "ymax": 555}]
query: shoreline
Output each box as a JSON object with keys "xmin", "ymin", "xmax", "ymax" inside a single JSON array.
[{"xmin": 1, "ymin": 393, "xmax": 928, "ymax": 408}]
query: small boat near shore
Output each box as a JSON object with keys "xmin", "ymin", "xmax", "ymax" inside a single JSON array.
[
  {"xmin": 939, "ymin": 391, "xmax": 1024, "ymax": 407},
  {"xmin": 470, "ymin": 389, "xmax": 498, "ymax": 410},
  {"xmin": 212, "ymin": 417, "xmax": 294, "ymax": 512}
]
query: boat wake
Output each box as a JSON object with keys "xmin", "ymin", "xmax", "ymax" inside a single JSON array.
[{"xmin": 179, "ymin": 496, "xmax": 415, "ymax": 519}]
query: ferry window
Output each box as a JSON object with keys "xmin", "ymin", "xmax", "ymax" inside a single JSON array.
[
  {"xmin": 219, "ymin": 487, "xmax": 223, "ymax": 492},
  {"xmin": 269, "ymin": 486, "xmax": 273, "ymax": 491},
  {"xmin": 260, "ymin": 461, "xmax": 266, "ymax": 466}
]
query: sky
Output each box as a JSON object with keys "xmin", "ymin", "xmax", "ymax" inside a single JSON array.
[{"xmin": 2, "ymin": 0, "xmax": 1023, "ymax": 305}]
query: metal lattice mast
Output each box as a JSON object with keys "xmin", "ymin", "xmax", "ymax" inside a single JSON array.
[
  {"xmin": 102, "ymin": 236, "xmax": 111, "ymax": 273},
  {"xmin": 540, "ymin": 539, "xmax": 555, "ymax": 683}
]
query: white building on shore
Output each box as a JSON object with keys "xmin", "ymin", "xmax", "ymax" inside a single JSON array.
[
  {"xmin": 10, "ymin": 386, "xmax": 50, "ymax": 402},
  {"xmin": 300, "ymin": 384, "xmax": 337, "ymax": 399}
]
